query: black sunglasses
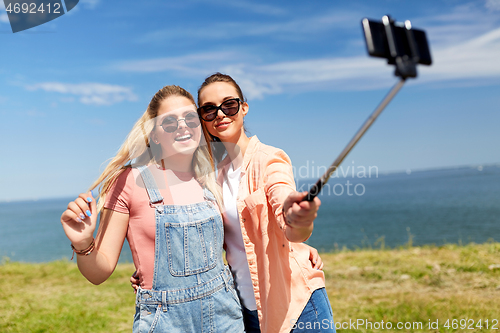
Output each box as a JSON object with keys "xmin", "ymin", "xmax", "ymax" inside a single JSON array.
[
  {"xmin": 157, "ymin": 112, "xmax": 201, "ymax": 133},
  {"xmin": 197, "ymin": 98, "xmax": 241, "ymax": 121}
]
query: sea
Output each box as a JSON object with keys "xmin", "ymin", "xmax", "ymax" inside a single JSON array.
[{"xmin": 1, "ymin": 165, "xmax": 499, "ymax": 263}]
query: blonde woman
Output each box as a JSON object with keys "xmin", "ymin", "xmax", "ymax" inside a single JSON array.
[
  {"xmin": 196, "ymin": 73, "xmax": 335, "ymax": 333},
  {"xmin": 60, "ymin": 85, "xmax": 244, "ymax": 332}
]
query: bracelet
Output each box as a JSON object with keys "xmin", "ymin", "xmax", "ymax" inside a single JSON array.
[{"xmin": 71, "ymin": 238, "xmax": 95, "ymax": 260}]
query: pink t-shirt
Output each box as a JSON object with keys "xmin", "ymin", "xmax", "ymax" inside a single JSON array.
[{"xmin": 104, "ymin": 165, "xmax": 206, "ymax": 289}]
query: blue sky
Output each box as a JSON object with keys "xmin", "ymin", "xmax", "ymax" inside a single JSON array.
[{"xmin": 0, "ymin": 0, "xmax": 499, "ymax": 201}]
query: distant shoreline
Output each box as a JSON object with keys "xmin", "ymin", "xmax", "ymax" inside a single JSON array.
[
  {"xmin": 2, "ymin": 166, "xmax": 499, "ymax": 262},
  {"xmin": 1, "ymin": 163, "xmax": 499, "ymax": 203}
]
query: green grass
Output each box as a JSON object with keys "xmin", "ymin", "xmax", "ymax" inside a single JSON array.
[
  {"xmin": 1, "ymin": 242, "xmax": 499, "ymax": 332},
  {"xmin": 0, "ymin": 260, "xmax": 136, "ymax": 333},
  {"xmin": 323, "ymin": 242, "xmax": 500, "ymax": 332}
]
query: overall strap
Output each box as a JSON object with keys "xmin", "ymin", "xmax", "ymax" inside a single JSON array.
[
  {"xmin": 203, "ymin": 188, "xmax": 216, "ymax": 203},
  {"xmin": 136, "ymin": 165, "xmax": 164, "ymax": 205}
]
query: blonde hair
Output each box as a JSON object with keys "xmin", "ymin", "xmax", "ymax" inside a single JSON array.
[{"xmin": 89, "ymin": 85, "xmax": 222, "ymax": 211}]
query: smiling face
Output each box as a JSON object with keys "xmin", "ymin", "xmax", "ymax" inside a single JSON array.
[
  {"xmin": 198, "ymin": 82, "xmax": 248, "ymax": 144},
  {"xmin": 151, "ymin": 96, "xmax": 201, "ymax": 159}
]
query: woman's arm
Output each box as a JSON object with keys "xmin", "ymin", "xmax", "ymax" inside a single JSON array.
[
  {"xmin": 282, "ymin": 191, "xmax": 321, "ymax": 242},
  {"xmin": 61, "ymin": 192, "xmax": 129, "ymax": 285},
  {"xmin": 264, "ymin": 150, "xmax": 321, "ymax": 243}
]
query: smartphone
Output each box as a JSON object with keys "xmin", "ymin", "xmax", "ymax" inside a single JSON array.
[{"xmin": 362, "ymin": 17, "xmax": 432, "ymax": 66}]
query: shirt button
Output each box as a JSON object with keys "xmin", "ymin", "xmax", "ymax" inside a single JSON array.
[
  {"xmin": 242, "ymin": 218, "xmax": 246, "ymax": 222},
  {"xmin": 253, "ymin": 281, "xmax": 258, "ymax": 286}
]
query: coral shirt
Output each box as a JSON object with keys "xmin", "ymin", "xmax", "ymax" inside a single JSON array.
[
  {"xmin": 217, "ymin": 136, "xmax": 326, "ymax": 333},
  {"xmin": 103, "ymin": 166, "xmax": 205, "ymax": 290}
]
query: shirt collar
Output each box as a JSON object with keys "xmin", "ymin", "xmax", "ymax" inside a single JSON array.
[
  {"xmin": 217, "ymin": 135, "xmax": 260, "ymax": 181},
  {"xmin": 240, "ymin": 135, "xmax": 260, "ymax": 173}
]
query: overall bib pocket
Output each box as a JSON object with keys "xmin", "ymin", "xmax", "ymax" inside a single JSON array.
[{"xmin": 166, "ymin": 216, "xmax": 219, "ymax": 276}]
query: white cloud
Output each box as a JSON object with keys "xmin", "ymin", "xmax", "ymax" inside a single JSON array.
[
  {"xmin": 212, "ymin": 0, "xmax": 286, "ymax": 16},
  {"xmin": 137, "ymin": 10, "xmax": 359, "ymax": 44},
  {"xmin": 486, "ymin": 0, "xmax": 500, "ymax": 11},
  {"xmin": 0, "ymin": 13, "xmax": 8, "ymax": 24},
  {"xmin": 226, "ymin": 57, "xmax": 392, "ymax": 99},
  {"xmin": 115, "ymin": 51, "xmax": 240, "ymax": 74},
  {"xmin": 115, "ymin": 50, "xmax": 395, "ymax": 99},
  {"xmin": 240, "ymin": 11, "xmax": 357, "ymax": 37},
  {"xmin": 417, "ymin": 3, "xmax": 500, "ymax": 47},
  {"xmin": 189, "ymin": 0, "xmax": 286, "ymax": 16},
  {"xmin": 242, "ymin": 26, "xmax": 500, "ymax": 96},
  {"xmin": 116, "ymin": 4, "xmax": 500, "ymax": 99},
  {"xmin": 0, "ymin": 1, "xmax": 8, "ymax": 24},
  {"xmin": 420, "ymin": 27, "xmax": 500, "ymax": 83},
  {"xmin": 80, "ymin": 0, "xmax": 100, "ymax": 9},
  {"xmin": 26, "ymin": 82, "xmax": 138, "ymax": 105},
  {"xmin": 26, "ymin": 110, "xmax": 46, "ymax": 117},
  {"xmin": 116, "ymin": 27, "xmax": 500, "ymax": 98}
]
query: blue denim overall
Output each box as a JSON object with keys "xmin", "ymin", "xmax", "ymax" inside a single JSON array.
[{"xmin": 133, "ymin": 166, "xmax": 244, "ymax": 333}]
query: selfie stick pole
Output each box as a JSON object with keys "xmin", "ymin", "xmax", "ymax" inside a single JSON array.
[
  {"xmin": 303, "ymin": 15, "xmax": 430, "ymax": 201},
  {"xmin": 303, "ymin": 78, "xmax": 406, "ymax": 201}
]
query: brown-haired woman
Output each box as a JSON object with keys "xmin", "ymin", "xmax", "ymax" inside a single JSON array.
[{"xmin": 197, "ymin": 73, "xmax": 335, "ymax": 333}]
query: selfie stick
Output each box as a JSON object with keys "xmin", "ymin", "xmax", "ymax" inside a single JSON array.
[
  {"xmin": 303, "ymin": 15, "xmax": 429, "ymax": 201},
  {"xmin": 303, "ymin": 78, "xmax": 406, "ymax": 201}
]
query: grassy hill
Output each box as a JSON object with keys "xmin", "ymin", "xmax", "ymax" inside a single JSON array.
[{"xmin": 1, "ymin": 242, "xmax": 499, "ymax": 332}]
